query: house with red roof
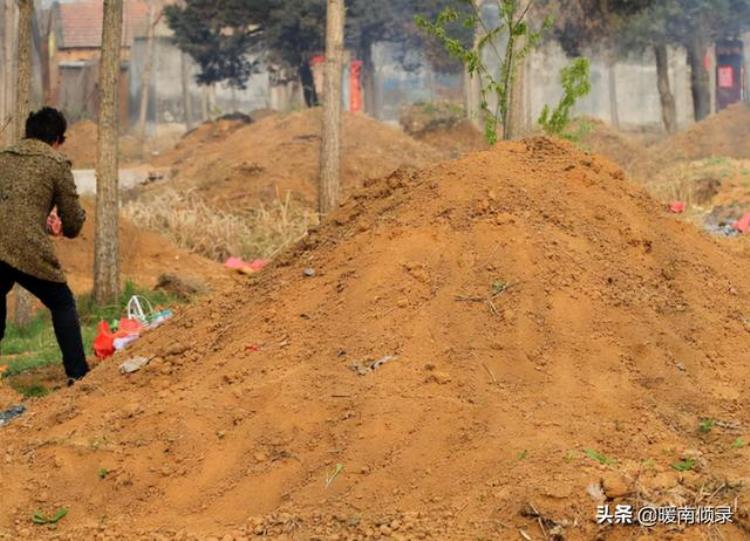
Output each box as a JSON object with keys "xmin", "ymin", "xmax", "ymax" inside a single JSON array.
[{"xmin": 46, "ymin": 0, "xmax": 151, "ymax": 124}]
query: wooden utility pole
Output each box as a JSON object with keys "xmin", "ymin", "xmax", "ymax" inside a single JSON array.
[
  {"xmin": 13, "ymin": 0, "xmax": 35, "ymax": 328},
  {"xmin": 137, "ymin": 0, "xmax": 156, "ymax": 152},
  {"xmin": 93, "ymin": 0, "xmax": 123, "ymax": 306},
  {"xmin": 318, "ymin": 0, "xmax": 345, "ymax": 216}
]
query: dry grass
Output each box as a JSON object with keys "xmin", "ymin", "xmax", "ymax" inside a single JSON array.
[{"xmin": 124, "ymin": 189, "xmax": 317, "ymax": 262}]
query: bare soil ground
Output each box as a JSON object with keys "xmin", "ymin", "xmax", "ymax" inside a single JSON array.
[
  {"xmin": 1, "ymin": 137, "xmax": 749, "ymax": 540},
  {"xmin": 146, "ymin": 109, "xmax": 446, "ymax": 210}
]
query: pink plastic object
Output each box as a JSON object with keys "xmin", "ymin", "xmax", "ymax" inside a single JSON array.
[
  {"xmin": 669, "ymin": 201, "xmax": 686, "ymax": 214},
  {"xmin": 733, "ymin": 212, "xmax": 750, "ymax": 233}
]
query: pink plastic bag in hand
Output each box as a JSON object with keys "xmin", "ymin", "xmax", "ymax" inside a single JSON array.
[{"xmin": 47, "ymin": 208, "xmax": 62, "ymax": 236}]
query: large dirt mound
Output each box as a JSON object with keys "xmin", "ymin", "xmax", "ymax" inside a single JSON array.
[
  {"xmin": 2, "ymin": 138, "xmax": 750, "ymax": 540},
  {"xmin": 149, "ymin": 109, "xmax": 445, "ymax": 210}
]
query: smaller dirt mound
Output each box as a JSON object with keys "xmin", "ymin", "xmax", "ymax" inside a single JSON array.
[
  {"xmin": 62, "ymin": 121, "xmax": 144, "ymax": 169},
  {"xmin": 413, "ymin": 120, "xmax": 488, "ymax": 158},
  {"xmin": 648, "ymin": 103, "xmax": 750, "ymax": 167},
  {"xmin": 148, "ymin": 109, "xmax": 446, "ymax": 210},
  {"xmin": 55, "ymin": 199, "xmax": 227, "ymax": 294},
  {"xmin": 572, "ymin": 117, "xmax": 649, "ymax": 172}
]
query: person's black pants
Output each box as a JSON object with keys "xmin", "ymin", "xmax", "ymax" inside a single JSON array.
[{"xmin": 0, "ymin": 260, "xmax": 89, "ymax": 379}]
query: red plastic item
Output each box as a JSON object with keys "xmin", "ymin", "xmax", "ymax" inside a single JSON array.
[
  {"xmin": 93, "ymin": 319, "xmax": 145, "ymax": 359},
  {"xmin": 93, "ymin": 322, "xmax": 116, "ymax": 360},
  {"xmin": 733, "ymin": 212, "xmax": 750, "ymax": 233},
  {"xmin": 669, "ymin": 201, "xmax": 686, "ymax": 214}
]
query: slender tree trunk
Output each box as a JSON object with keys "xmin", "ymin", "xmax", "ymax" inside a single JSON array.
[
  {"xmin": 654, "ymin": 44, "xmax": 677, "ymax": 134},
  {"xmin": 2, "ymin": 0, "xmax": 17, "ymax": 144},
  {"xmin": 319, "ymin": 0, "xmax": 344, "ymax": 216},
  {"xmin": 180, "ymin": 52, "xmax": 193, "ymax": 130},
  {"xmin": 465, "ymin": 0, "xmax": 483, "ymax": 130},
  {"xmin": 607, "ymin": 58, "xmax": 620, "ymax": 128},
  {"xmin": 93, "ymin": 0, "xmax": 123, "ymax": 306},
  {"xmin": 13, "ymin": 0, "xmax": 34, "ymax": 328},
  {"xmin": 0, "ymin": 1, "xmax": 8, "ymax": 141},
  {"xmin": 361, "ymin": 47, "xmax": 376, "ymax": 117},
  {"xmin": 208, "ymin": 83, "xmax": 217, "ymax": 119},
  {"xmin": 137, "ymin": 0, "xmax": 156, "ymax": 150},
  {"xmin": 506, "ymin": 36, "xmax": 527, "ymax": 139},
  {"xmin": 201, "ymin": 85, "xmax": 209, "ymax": 121},
  {"xmin": 298, "ymin": 61, "xmax": 318, "ymax": 107},
  {"xmin": 686, "ymin": 33, "xmax": 711, "ymax": 122}
]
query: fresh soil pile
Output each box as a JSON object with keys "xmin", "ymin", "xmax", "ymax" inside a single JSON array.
[
  {"xmin": 61, "ymin": 121, "xmax": 144, "ymax": 169},
  {"xmin": 148, "ymin": 109, "xmax": 445, "ymax": 210},
  {"xmin": 412, "ymin": 120, "xmax": 488, "ymax": 159},
  {"xmin": 574, "ymin": 118, "xmax": 650, "ymax": 173},
  {"xmin": 56, "ymin": 199, "xmax": 227, "ymax": 295},
  {"xmin": 643, "ymin": 104, "xmax": 750, "ymax": 174},
  {"xmin": 2, "ymin": 138, "xmax": 750, "ymax": 540}
]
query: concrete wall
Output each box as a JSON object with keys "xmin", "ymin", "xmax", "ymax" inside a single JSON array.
[
  {"xmin": 527, "ymin": 42, "xmax": 694, "ymax": 131},
  {"xmin": 129, "ymin": 36, "xmax": 272, "ymax": 132},
  {"xmin": 127, "ymin": 34, "xmax": 700, "ymax": 133}
]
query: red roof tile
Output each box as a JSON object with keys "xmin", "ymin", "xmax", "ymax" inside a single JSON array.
[{"xmin": 58, "ymin": 0, "xmax": 151, "ymax": 49}]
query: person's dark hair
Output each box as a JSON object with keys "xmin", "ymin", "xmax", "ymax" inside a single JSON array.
[{"xmin": 25, "ymin": 107, "xmax": 67, "ymax": 145}]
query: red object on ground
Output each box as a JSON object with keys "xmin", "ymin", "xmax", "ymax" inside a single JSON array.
[
  {"xmin": 350, "ymin": 60, "xmax": 363, "ymax": 113},
  {"xmin": 733, "ymin": 212, "xmax": 750, "ymax": 233},
  {"xmin": 225, "ymin": 257, "xmax": 269, "ymax": 274},
  {"xmin": 93, "ymin": 319, "xmax": 144, "ymax": 359},
  {"xmin": 669, "ymin": 201, "xmax": 686, "ymax": 214}
]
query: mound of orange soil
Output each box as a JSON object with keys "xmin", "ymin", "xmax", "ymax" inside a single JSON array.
[
  {"xmin": 413, "ymin": 120, "xmax": 489, "ymax": 158},
  {"xmin": 149, "ymin": 109, "xmax": 445, "ymax": 210},
  {"xmin": 2, "ymin": 138, "xmax": 750, "ymax": 539},
  {"xmin": 61, "ymin": 121, "xmax": 144, "ymax": 169},
  {"xmin": 55, "ymin": 199, "xmax": 226, "ymax": 295},
  {"xmin": 644, "ymin": 104, "xmax": 750, "ymax": 173},
  {"xmin": 574, "ymin": 118, "xmax": 651, "ymax": 173}
]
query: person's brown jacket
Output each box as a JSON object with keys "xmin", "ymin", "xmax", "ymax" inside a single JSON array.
[{"xmin": 0, "ymin": 138, "xmax": 85, "ymax": 283}]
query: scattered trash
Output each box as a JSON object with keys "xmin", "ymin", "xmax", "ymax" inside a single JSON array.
[
  {"xmin": 350, "ymin": 355, "xmax": 399, "ymax": 376},
  {"xmin": 225, "ymin": 257, "xmax": 269, "ymax": 275},
  {"xmin": 0, "ymin": 404, "xmax": 25, "ymax": 427},
  {"xmin": 303, "ymin": 267, "xmax": 316, "ymax": 277},
  {"xmin": 32, "ymin": 507, "xmax": 68, "ymax": 526},
  {"xmin": 704, "ymin": 223, "xmax": 741, "ymax": 237},
  {"xmin": 668, "ymin": 201, "xmax": 686, "ymax": 214},
  {"xmin": 94, "ymin": 296, "xmax": 174, "ymax": 359},
  {"xmin": 245, "ymin": 344, "xmax": 260, "ymax": 352},
  {"xmin": 733, "ymin": 212, "xmax": 750, "ymax": 233},
  {"xmin": 119, "ymin": 356, "xmax": 152, "ymax": 374}
]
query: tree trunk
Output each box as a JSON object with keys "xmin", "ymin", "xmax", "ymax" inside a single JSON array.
[
  {"xmin": 137, "ymin": 0, "xmax": 156, "ymax": 150},
  {"xmin": 654, "ymin": 44, "xmax": 677, "ymax": 134},
  {"xmin": 506, "ymin": 39, "xmax": 527, "ymax": 139},
  {"xmin": 607, "ymin": 58, "xmax": 620, "ymax": 128},
  {"xmin": 686, "ymin": 34, "xmax": 711, "ymax": 122},
  {"xmin": 13, "ymin": 0, "xmax": 34, "ymax": 328},
  {"xmin": 298, "ymin": 61, "xmax": 318, "ymax": 107},
  {"xmin": 93, "ymin": 0, "xmax": 123, "ymax": 306},
  {"xmin": 464, "ymin": 1, "xmax": 483, "ymax": 130},
  {"xmin": 361, "ymin": 47, "xmax": 376, "ymax": 117},
  {"xmin": 180, "ymin": 52, "xmax": 193, "ymax": 130},
  {"xmin": 201, "ymin": 85, "xmax": 209, "ymax": 121},
  {"xmin": 319, "ymin": 0, "xmax": 344, "ymax": 216},
  {"xmin": 2, "ymin": 0, "xmax": 17, "ymax": 144}
]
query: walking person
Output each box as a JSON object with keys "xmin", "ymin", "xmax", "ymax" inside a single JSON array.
[{"xmin": 0, "ymin": 107, "xmax": 89, "ymax": 383}]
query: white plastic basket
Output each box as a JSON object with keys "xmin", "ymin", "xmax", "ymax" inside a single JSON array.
[{"xmin": 126, "ymin": 295, "xmax": 155, "ymax": 326}]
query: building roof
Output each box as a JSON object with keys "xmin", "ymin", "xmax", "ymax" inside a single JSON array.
[{"xmin": 55, "ymin": 0, "xmax": 151, "ymax": 49}]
